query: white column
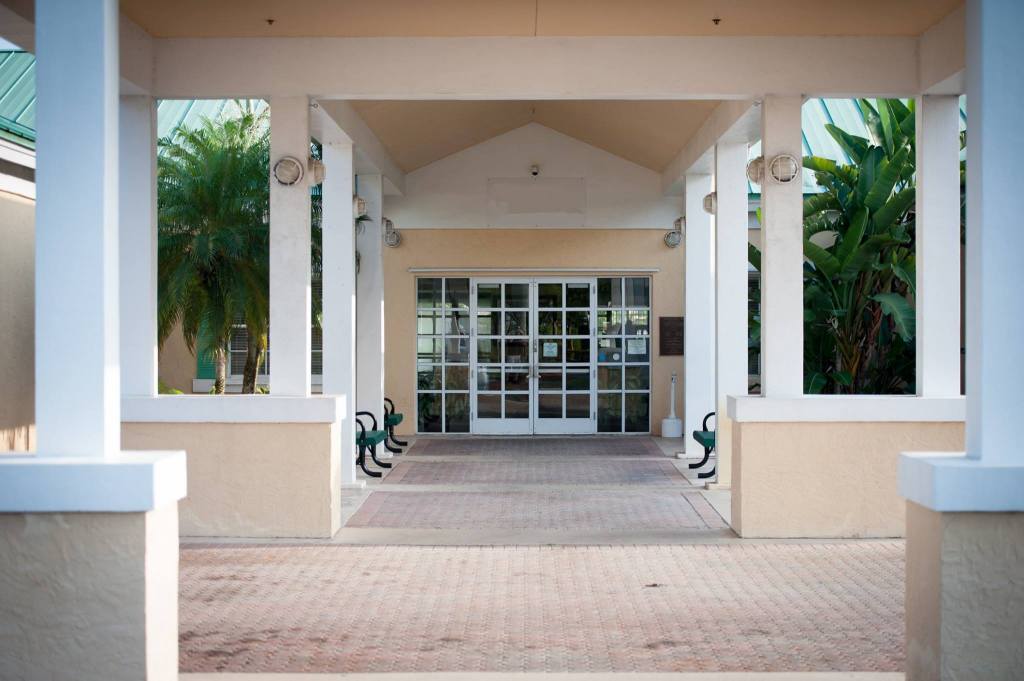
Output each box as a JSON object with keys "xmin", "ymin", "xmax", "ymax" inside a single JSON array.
[
  {"xmin": 965, "ymin": 0, "xmax": 1024, "ymax": 465},
  {"xmin": 322, "ymin": 141, "xmax": 360, "ymax": 486},
  {"xmin": 35, "ymin": 0, "xmax": 120, "ymax": 457},
  {"xmin": 269, "ymin": 96, "xmax": 312, "ymax": 396},
  {"xmin": 915, "ymin": 97, "xmax": 963, "ymax": 399},
  {"xmin": 759, "ymin": 96, "xmax": 805, "ymax": 397},
  {"xmin": 714, "ymin": 142, "xmax": 749, "ymax": 486},
  {"xmin": 684, "ymin": 173, "xmax": 716, "ymax": 457},
  {"xmin": 356, "ymin": 174, "xmax": 385, "ymax": 418},
  {"xmin": 119, "ymin": 96, "xmax": 158, "ymax": 398}
]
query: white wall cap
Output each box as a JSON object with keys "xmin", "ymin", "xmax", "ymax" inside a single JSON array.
[
  {"xmin": 728, "ymin": 394, "xmax": 966, "ymax": 423},
  {"xmin": 900, "ymin": 452, "xmax": 1024, "ymax": 512},
  {"xmin": 0, "ymin": 451, "xmax": 187, "ymax": 512},
  {"xmin": 121, "ymin": 395, "xmax": 344, "ymax": 423}
]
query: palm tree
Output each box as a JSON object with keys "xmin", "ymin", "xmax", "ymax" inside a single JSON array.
[{"xmin": 157, "ymin": 108, "xmax": 270, "ymax": 394}]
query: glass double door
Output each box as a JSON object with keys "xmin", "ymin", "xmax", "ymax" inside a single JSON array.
[{"xmin": 471, "ymin": 278, "xmax": 597, "ymax": 435}]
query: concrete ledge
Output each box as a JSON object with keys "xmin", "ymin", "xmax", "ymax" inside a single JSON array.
[
  {"xmin": 0, "ymin": 451, "xmax": 187, "ymax": 512},
  {"xmin": 899, "ymin": 452, "xmax": 1024, "ymax": 512},
  {"xmin": 122, "ymin": 394, "xmax": 343, "ymax": 423},
  {"xmin": 728, "ymin": 394, "xmax": 965, "ymax": 423}
]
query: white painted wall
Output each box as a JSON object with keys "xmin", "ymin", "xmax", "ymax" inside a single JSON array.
[{"xmin": 385, "ymin": 123, "xmax": 678, "ymax": 230}]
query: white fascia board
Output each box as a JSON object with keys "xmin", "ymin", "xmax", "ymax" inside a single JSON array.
[
  {"xmin": 317, "ymin": 100, "xmax": 405, "ymax": 195},
  {"xmin": 122, "ymin": 395, "xmax": 344, "ymax": 423},
  {"xmin": 0, "ymin": 451, "xmax": 187, "ymax": 512},
  {"xmin": 900, "ymin": 452, "xmax": 1024, "ymax": 512},
  {"xmin": 663, "ymin": 100, "xmax": 759, "ymax": 196},
  {"xmin": 728, "ymin": 394, "xmax": 966, "ymax": 423},
  {"xmin": 153, "ymin": 36, "xmax": 918, "ymax": 101}
]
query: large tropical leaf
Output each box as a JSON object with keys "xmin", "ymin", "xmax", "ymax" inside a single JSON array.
[
  {"xmin": 871, "ymin": 187, "xmax": 915, "ymax": 233},
  {"xmin": 863, "ymin": 146, "xmax": 910, "ymax": 213},
  {"xmin": 872, "ymin": 292, "xmax": 915, "ymax": 342},
  {"xmin": 855, "ymin": 146, "xmax": 884, "ymax": 207},
  {"xmin": 836, "ymin": 207, "xmax": 869, "ymax": 268},
  {"xmin": 825, "ymin": 124, "xmax": 869, "ymax": 164},
  {"xmin": 803, "ymin": 239, "xmax": 841, "ymax": 278}
]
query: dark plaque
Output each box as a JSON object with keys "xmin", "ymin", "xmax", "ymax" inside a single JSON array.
[{"xmin": 659, "ymin": 316, "xmax": 684, "ymax": 356}]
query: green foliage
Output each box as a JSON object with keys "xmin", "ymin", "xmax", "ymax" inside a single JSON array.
[
  {"xmin": 157, "ymin": 379, "xmax": 184, "ymax": 395},
  {"xmin": 157, "ymin": 107, "xmax": 271, "ymax": 393},
  {"xmin": 750, "ymin": 98, "xmax": 965, "ymax": 394}
]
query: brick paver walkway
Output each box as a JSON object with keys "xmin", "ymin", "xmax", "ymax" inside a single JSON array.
[
  {"xmin": 385, "ymin": 459, "xmax": 684, "ymax": 486},
  {"xmin": 179, "ymin": 542, "xmax": 905, "ymax": 673},
  {"xmin": 410, "ymin": 437, "xmax": 665, "ymax": 457}
]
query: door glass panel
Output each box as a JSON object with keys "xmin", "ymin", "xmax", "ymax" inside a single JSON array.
[
  {"xmin": 505, "ymin": 394, "xmax": 529, "ymax": 418},
  {"xmin": 538, "ymin": 283, "xmax": 562, "ymax": 308},
  {"xmin": 624, "ymin": 337, "xmax": 649, "ymax": 362},
  {"xmin": 598, "ymin": 338, "xmax": 622, "ymax": 363},
  {"xmin": 598, "ymin": 393, "xmax": 622, "ymax": 432},
  {"xmin": 418, "ymin": 365, "xmax": 442, "ymax": 390},
  {"xmin": 565, "ymin": 369, "xmax": 590, "ymax": 391},
  {"xmin": 446, "ymin": 311, "xmax": 469, "ymax": 336},
  {"xmin": 566, "ymin": 283, "xmax": 589, "ymax": 307},
  {"xmin": 446, "ymin": 365, "xmax": 470, "ymax": 390},
  {"xmin": 539, "ymin": 394, "xmax": 562, "ymax": 418},
  {"xmin": 445, "ymin": 338, "xmax": 469, "ymax": 363},
  {"xmin": 446, "ymin": 278, "xmax": 470, "ymax": 311},
  {"xmin": 624, "ymin": 365, "xmax": 650, "ymax": 390},
  {"xmin": 478, "ymin": 394, "xmax": 501, "ymax": 419},
  {"xmin": 476, "ymin": 311, "xmax": 501, "ymax": 335},
  {"xmin": 445, "ymin": 393, "xmax": 470, "ymax": 432},
  {"xmin": 624, "ymin": 310, "xmax": 650, "ymax": 335},
  {"xmin": 598, "ymin": 365, "xmax": 621, "ymax": 390},
  {"xmin": 418, "ymin": 311, "xmax": 443, "ymax": 334},
  {"xmin": 597, "ymin": 278, "xmax": 622, "ymax": 308},
  {"xmin": 418, "ymin": 338, "xmax": 442, "ymax": 362},
  {"xmin": 565, "ymin": 311, "xmax": 590, "ymax": 335},
  {"xmin": 504, "ymin": 311, "xmax": 529, "ymax": 336},
  {"xmin": 478, "ymin": 366, "xmax": 502, "ymax": 391},
  {"xmin": 504, "ymin": 339, "xmax": 530, "ymax": 364},
  {"xmin": 565, "ymin": 338, "xmax": 590, "ymax": 363},
  {"xmin": 418, "ymin": 393, "xmax": 442, "ymax": 432},
  {"xmin": 625, "ymin": 393, "xmax": 649, "ymax": 432},
  {"xmin": 417, "ymin": 278, "xmax": 442, "ymax": 309},
  {"xmin": 624, "ymin": 277, "xmax": 650, "ymax": 307},
  {"xmin": 597, "ymin": 310, "xmax": 622, "ymax": 335},
  {"xmin": 538, "ymin": 370, "xmax": 562, "ymax": 390},
  {"xmin": 505, "ymin": 283, "xmax": 529, "ymax": 308},
  {"xmin": 566, "ymin": 394, "xmax": 590, "ymax": 418},
  {"xmin": 477, "ymin": 339, "xmax": 501, "ymax": 363},
  {"xmin": 538, "ymin": 311, "xmax": 562, "ymax": 335},
  {"xmin": 539, "ymin": 339, "xmax": 562, "ymax": 363},
  {"xmin": 504, "ymin": 369, "xmax": 529, "ymax": 391},
  {"xmin": 477, "ymin": 283, "xmax": 501, "ymax": 308}
]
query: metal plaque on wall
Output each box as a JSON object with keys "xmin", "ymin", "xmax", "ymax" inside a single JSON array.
[{"xmin": 659, "ymin": 316, "xmax": 684, "ymax": 356}]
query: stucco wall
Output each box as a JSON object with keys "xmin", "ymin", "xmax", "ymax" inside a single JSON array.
[
  {"xmin": 158, "ymin": 323, "xmax": 196, "ymax": 394},
  {"xmin": 0, "ymin": 504, "xmax": 179, "ymax": 681},
  {"xmin": 122, "ymin": 422, "xmax": 341, "ymax": 538},
  {"xmin": 731, "ymin": 420, "xmax": 964, "ymax": 538},
  {"xmin": 906, "ymin": 502, "xmax": 1024, "ymax": 680},
  {"xmin": 382, "ymin": 228, "xmax": 684, "ymax": 436},
  {"xmin": 0, "ymin": 191, "xmax": 35, "ymax": 451}
]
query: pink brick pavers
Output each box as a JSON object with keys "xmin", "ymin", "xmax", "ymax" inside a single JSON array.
[{"xmin": 180, "ymin": 541, "xmax": 904, "ymax": 673}]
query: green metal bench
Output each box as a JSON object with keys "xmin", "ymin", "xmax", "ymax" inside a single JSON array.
[
  {"xmin": 689, "ymin": 411, "xmax": 717, "ymax": 480},
  {"xmin": 384, "ymin": 398, "xmax": 407, "ymax": 454},
  {"xmin": 355, "ymin": 411, "xmax": 391, "ymax": 478}
]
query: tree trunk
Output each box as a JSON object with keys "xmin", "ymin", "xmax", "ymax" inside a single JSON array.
[
  {"xmin": 241, "ymin": 334, "xmax": 265, "ymax": 394},
  {"xmin": 214, "ymin": 347, "xmax": 227, "ymax": 395}
]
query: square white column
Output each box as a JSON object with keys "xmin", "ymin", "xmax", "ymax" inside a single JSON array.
[
  {"xmin": 964, "ymin": 0, "xmax": 1024, "ymax": 465},
  {"xmin": 714, "ymin": 142, "xmax": 750, "ymax": 486},
  {"xmin": 35, "ymin": 0, "xmax": 120, "ymax": 457},
  {"xmin": 684, "ymin": 173, "xmax": 716, "ymax": 457},
  {"xmin": 759, "ymin": 96, "xmax": 805, "ymax": 397},
  {"xmin": 119, "ymin": 96, "xmax": 158, "ymax": 398},
  {"xmin": 356, "ymin": 174, "xmax": 385, "ymax": 418},
  {"xmin": 269, "ymin": 96, "xmax": 313, "ymax": 397},
  {"xmin": 915, "ymin": 95, "xmax": 963, "ymax": 399},
  {"xmin": 322, "ymin": 141, "xmax": 360, "ymax": 486}
]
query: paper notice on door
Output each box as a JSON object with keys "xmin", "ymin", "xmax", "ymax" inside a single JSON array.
[
  {"xmin": 626, "ymin": 338, "xmax": 646, "ymax": 356},
  {"xmin": 543, "ymin": 342, "xmax": 559, "ymax": 358}
]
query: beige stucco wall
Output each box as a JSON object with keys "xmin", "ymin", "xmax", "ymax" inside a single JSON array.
[
  {"xmin": 731, "ymin": 420, "xmax": 965, "ymax": 538},
  {"xmin": 122, "ymin": 422, "xmax": 341, "ymax": 538},
  {"xmin": 0, "ymin": 191, "xmax": 35, "ymax": 451},
  {"xmin": 0, "ymin": 503, "xmax": 179, "ymax": 681},
  {"xmin": 382, "ymin": 228, "xmax": 685, "ymax": 436},
  {"xmin": 158, "ymin": 323, "xmax": 196, "ymax": 393},
  {"xmin": 906, "ymin": 502, "xmax": 1024, "ymax": 680}
]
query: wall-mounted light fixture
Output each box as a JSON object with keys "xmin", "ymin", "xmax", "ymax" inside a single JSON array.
[
  {"xmin": 746, "ymin": 156, "xmax": 765, "ymax": 185},
  {"xmin": 702, "ymin": 191, "xmax": 717, "ymax": 215},
  {"xmin": 272, "ymin": 156, "xmax": 304, "ymax": 186},
  {"xmin": 768, "ymin": 153, "xmax": 800, "ymax": 184},
  {"xmin": 307, "ymin": 156, "xmax": 326, "ymax": 186},
  {"xmin": 383, "ymin": 218, "xmax": 402, "ymax": 248},
  {"xmin": 664, "ymin": 216, "xmax": 683, "ymax": 248}
]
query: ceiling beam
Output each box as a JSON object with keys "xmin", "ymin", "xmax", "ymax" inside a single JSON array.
[
  {"xmin": 661, "ymin": 100, "xmax": 759, "ymax": 195},
  {"xmin": 919, "ymin": 5, "xmax": 965, "ymax": 95},
  {"xmin": 152, "ymin": 35, "xmax": 919, "ymax": 100}
]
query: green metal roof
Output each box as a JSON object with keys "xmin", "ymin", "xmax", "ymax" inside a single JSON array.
[{"xmin": 0, "ymin": 51, "xmax": 36, "ymax": 148}]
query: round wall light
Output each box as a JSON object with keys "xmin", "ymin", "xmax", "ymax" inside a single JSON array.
[
  {"xmin": 768, "ymin": 153, "xmax": 800, "ymax": 184},
  {"xmin": 307, "ymin": 156, "xmax": 326, "ymax": 186},
  {"xmin": 702, "ymin": 191, "xmax": 717, "ymax": 215},
  {"xmin": 383, "ymin": 218, "xmax": 402, "ymax": 248},
  {"xmin": 664, "ymin": 230, "xmax": 682, "ymax": 248},
  {"xmin": 353, "ymin": 196, "xmax": 367, "ymax": 220},
  {"xmin": 746, "ymin": 156, "xmax": 765, "ymax": 185},
  {"xmin": 272, "ymin": 156, "xmax": 304, "ymax": 186}
]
